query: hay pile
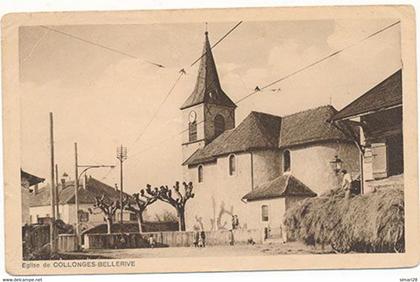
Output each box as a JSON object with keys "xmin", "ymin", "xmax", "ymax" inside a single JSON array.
[{"xmin": 283, "ymin": 187, "xmax": 404, "ymax": 253}]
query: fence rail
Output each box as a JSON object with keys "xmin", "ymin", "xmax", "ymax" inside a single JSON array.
[{"xmin": 84, "ymin": 229, "xmax": 263, "ymax": 250}]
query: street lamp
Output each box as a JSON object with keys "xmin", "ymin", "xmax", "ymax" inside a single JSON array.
[
  {"xmin": 330, "ymin": 155, "xmax": 343, "ymax": 174},
  {"xmin": 74, "ymin": 142, "xmax": 115, "ymax": 249}
]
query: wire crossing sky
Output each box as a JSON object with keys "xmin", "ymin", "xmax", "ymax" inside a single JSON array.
[{"xmin": 20, "ymin": 19, "xmax": 401, "ymax": 191}]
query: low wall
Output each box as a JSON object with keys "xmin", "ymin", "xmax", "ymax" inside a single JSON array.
[
  {"xmin": 57, "ymin": 234, "xmax": 78, "ymax": 252},
  {"xmin": 84, "ymin": 229, "xmax": 262, "ymax": 250}
]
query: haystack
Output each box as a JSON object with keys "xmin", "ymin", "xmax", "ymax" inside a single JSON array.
[{"xmin": 283, "ymin": 187, "xmax": 404, "ymax": 253}]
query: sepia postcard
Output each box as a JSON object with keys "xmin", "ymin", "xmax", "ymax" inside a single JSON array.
[{"xmin": 2, "ymin": 5, "xmax": 419, "ymax": 275}]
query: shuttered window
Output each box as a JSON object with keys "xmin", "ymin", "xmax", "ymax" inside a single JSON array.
[
  {"xmin": 189, "ymin": 121, "xmax": 197, "ymax": 142},
  {"xmin": 214, "ymin": 114, "xmax": 225, "ymax": 138},
  {"xmin": 372, "ymin": 143, "xmax": 388, "ymax": 179}
]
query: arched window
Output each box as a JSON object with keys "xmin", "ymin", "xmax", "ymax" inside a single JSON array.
[
  {"xmin": 229, "ymin": 154, "xmax": 236, "ymax": 175},
  {"xmin": 198, "ymin": 165, "xmax": 203, "ymax": 183},
  {"xmin": 261, "ymin": 205, "xmax": 269, "ymax": 222},
  {"xmin": 189, "ymin": 121, "xmax": 197, "ymax": 142},
  {"xmin": 214, "ymin": 114, "xmax": 225, "ymax": 138},
  {"xmin": 283, "ymin": 150, "xmax": 291, "ymax": 172}
]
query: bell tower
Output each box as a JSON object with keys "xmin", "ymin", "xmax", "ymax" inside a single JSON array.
[{"xmin": 180, "ymin": 31, "xmax": 237, "ymax": 162}]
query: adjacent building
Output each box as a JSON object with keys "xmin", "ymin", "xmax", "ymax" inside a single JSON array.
[
  {"xmin": 331, "ymin": 69, "xmax": 403, "ymax": 193},
  {"xmin": 21, "ymin": 169, "xmax": 45, "ymax": 225},
  {"xmin": 28, "ymin": 176, "xmax": 135, "ymax": 231},
  {"xmin": 180, "ymin": 32, "xmax": 360, "ymax": 233}
]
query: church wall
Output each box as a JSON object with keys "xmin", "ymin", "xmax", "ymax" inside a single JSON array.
[
  {"xmin": 252, "ymin": 150, "xmax": 282, "ymax": 189},
  {"xmin": 282, "ymin": 142, "xmax": 360, "ymax": 196},
  {"xmin": 184, "ymin": 152, "xmax": 254, "ymax": 231},
  {"xmin": 244, "ymin": 198, "xmax": 286, "ymax": 231}
]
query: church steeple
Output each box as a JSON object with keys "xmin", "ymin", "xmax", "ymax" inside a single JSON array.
[
  {"xmin": 181, "ymin": 31, "xmax": 236, "ymax": 163},
  {"xmin": 180, "ymin": 32, "xmax": 237, "ymax": 110}
]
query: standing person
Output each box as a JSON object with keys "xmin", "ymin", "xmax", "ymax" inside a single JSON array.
[
  {"xmin": 200, "ymin": 231, "xmax": 206, "ymax": 247},
  {"xmin": 340, "ymin": 169, "xmax": 352, "ymax": 199}
]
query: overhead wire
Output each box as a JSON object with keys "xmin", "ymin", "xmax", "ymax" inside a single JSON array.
[{"xmin": 128, "ymin": 20, "xmax": 401, "ymax": 161}]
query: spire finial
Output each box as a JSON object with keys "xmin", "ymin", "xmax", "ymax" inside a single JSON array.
[{"xmin": 205, "ymin": 22, "xmax": 208, "ymax": 35}]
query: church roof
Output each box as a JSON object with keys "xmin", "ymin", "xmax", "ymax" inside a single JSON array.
[
  {"xmin": 29, "ymin": 177, "xmax": 132, "ymax": 207},
  {"xmin": 183, "ymin": 105, "xmax": 353, "ymax": 166},
  {"xmin": 279, "ymin": 105, "xmax": 352, "ymax": 148},
  {"xmin": 331, "ymin": 69, "xmax": 402, "ymax": 121},
  {"xmin": 180, "ymin": 32, "xmax": 236, "ymax": 110},
  {"xmin": 182, "ymin": 111, "xmax": 282, "ymax": 166},
  {"xmin": 242, "ymin": 174, "xmax": 317, "ymax": 201}
]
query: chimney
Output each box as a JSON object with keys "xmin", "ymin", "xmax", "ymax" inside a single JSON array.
[
  {"xmin": 114, "ymin": 183, "xmax": 119, "ymax": 191},
  {"xmin": 34, "ymin": 184, "xmax": 39, "ymax": 195}
]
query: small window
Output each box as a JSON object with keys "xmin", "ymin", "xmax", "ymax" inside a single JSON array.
[
  {"xmin": 79, "ymin": 210, "xmax": 89, "ymax": 222},
  {"xmin": 214, "ymin": 114, "xmax": 225, "ymax": 138},
  {"xmin": 129, "ymin": 213, "xmax": 137, "ymax": 221},
  {"xmin": 283, "ymin": 150, "xmax": 291, "ymax": 172},
  {"xmin": 261, "ymin": 205, "xmax": 269, "ymax": 222},
  {"xmin": 198, "ymin": 165, "xmax": 203, "ymax": 183},
  {"xmin": 229, "ymin": 155, "xmax": 236, "ymax": 175},
  {"xmin": 189, "ymin": 121, "xmax": 197, "ymax": 142}
]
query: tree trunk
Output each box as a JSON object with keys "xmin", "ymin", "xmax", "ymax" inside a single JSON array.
[
  {"xmin": 178, "ymin": 209, "xmax": 186, "ymax": 231},
  {"xmin": 137, "ymin": 212, "xmax": 144, "ymax": 233},
  {"xmin": 106, "ymin": 217, "xmax": 113, "ymax": 234}
]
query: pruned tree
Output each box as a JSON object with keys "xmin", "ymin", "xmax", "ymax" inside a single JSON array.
[
  {"xmin": 146, "ymin": 181, "xmax": 194, "ymax": 231},
  {"xmin": 125, "ymin": 188, "xmax": 157, "ymax": 233},
  {"xmin": 91, "ymin": 195, "xmax": 128, "ymax": 234}
]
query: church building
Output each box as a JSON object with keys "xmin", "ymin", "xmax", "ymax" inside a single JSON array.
[{"xmin": 180, "ymin": 32, "xmax": 360, "ymax": 233}]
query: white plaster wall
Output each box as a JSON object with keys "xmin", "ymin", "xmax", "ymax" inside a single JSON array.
[
  {"xmin": 252, "ymin": 150, "xmax": 281, "ymax": 188},
  {"xmin": 283, "ymin": 142, "xmax": 360, "ymax": 196}
]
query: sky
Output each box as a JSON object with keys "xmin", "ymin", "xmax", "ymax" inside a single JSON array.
[{"xmin": 19, "ymin": 19, "xmax": 401, "ymax": 194}]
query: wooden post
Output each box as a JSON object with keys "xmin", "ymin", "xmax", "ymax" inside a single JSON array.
[
  {"xmin": 74, "ymin": 142, "xmax": 80, "ymax": 247},
  {"xmin": 55, "ymin": 164, "xmax": 60, "ymax": 219},
  {"xmin": 49, "ymin": 112, "xmax": 56, "ymax": 253}
]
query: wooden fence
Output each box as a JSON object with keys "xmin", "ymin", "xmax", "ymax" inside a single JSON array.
[{"xmin": 84, "ymin": 229, "xmax": 262, "ymax": 250}]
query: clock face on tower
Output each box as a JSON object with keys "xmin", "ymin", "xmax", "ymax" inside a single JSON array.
[{"xmin": 189, "ymin": 110, "xmax": 197, "ymax": 123}]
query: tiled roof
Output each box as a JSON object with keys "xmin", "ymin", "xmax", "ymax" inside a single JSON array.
[
  {"xmin": 279, "ymin": 105, "xmax": 352, "ymax": 148},
  {"xmin": 29, "ymin": 177, "xmax": 132, "ymax": 207},
  {"xmin": 180, "ymin": 32, "xmax": 236, "ymax": 110},
  {"xmin": 242, "ymin": 174, "xmax": 317, "ymax": 201},
  {"xmin": 183, "ymin": 105, "xmax": 353, "ymax": 166},
  {"xmin": 21, "ymin": 169, "xmax": 45, "ymax": 187},
  {"xmin": 331, "ymin": 69, "xmax": 402, "ymax": 121},
  {"xmin": 183, "ymin": 111, "xmax": 282, "ymax": 166}
]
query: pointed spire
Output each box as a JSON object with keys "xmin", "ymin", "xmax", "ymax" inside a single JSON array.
[{"xmin": 180, "ymin": 32, "xmax": 236, "ymax": 110}]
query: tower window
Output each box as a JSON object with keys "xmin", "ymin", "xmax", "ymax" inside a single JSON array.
[
  {"xmin": 283, "ymin": 150, "xmax": 291, "ymax": 172},
  {"xmin": 198, "ymin": 165, "xmax": 203, "ymax": 183},
  {"xmin": 229, "ymin": 154, "xmax": 236, "ymax": 175},
  {"xmin": 214, "ymin": 114, "xmax": 225, "ymax": 138},
  {"xmin": 189, "ymin": 121, "xmax": 197, "ymax": 142},
  {"xmin": 261, "ymin": 205, "xmax": 269, "ymax": 222}
]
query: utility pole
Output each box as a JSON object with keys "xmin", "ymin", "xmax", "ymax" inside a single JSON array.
[
  {"xmin": 74, "ymin": 142, "xmax": 80, "ymax": 246},
  {"xmin": 116, "ymin": 145, "xmax": 127, "ymax": 226},
  {"xmin": 55, "ymin": 164, "xmax": 60, "ymax": 219},
  {"xmin": 73, "ymin": 142, "xmax": 114, "ymax": 249},
  {"xmin": 49, "ymin": 112, "xmax": 56, "ymax": 253}
]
